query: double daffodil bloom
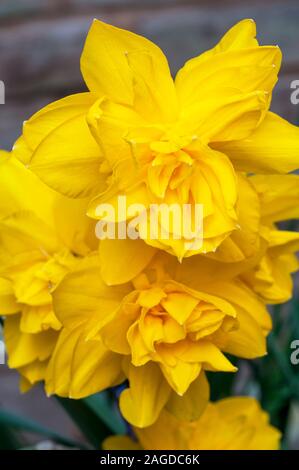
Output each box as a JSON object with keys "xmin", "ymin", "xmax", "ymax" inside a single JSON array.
[
  {"xmin": 240, "ymin": 175, "xmax": 299, "ymax": 303},
  {"xmin": 46, "ymin": 250, "xmax": 271, "ymax": 427},
  {"xmin": 0, "ymin": 152, "xmax": 96, "ymax": 390},
  {"xmin": 179, "ymin": 173, "xmax": 299, "ymax": 305},
  {"xmin": 14, "ymin": 18, "xmax": 299, "ymax": 258},
  {"xmin": 104, "ymin": 397, "xmax": 281, "ymax": 450}
]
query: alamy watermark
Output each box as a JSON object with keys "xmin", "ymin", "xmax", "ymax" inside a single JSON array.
[
  {"xmin": 290, "ymin": 80, "xmax": 299, "ymax": 105},
  {"xmin": 290, "ymin": 340, "xmax": 299, "ymax": 365},
  {"xmin": 95, "ymin": 195, "xmax": 204, "ymax": 251},
  {"xmin": 0, "ymin": 340, "xmax": 5, "ymax": 365},
  {"xmin": 0, "ymin": 81, "xmax": 5, "ymax": 104}
]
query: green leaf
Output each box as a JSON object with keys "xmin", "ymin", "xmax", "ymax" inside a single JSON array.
[
  {"xmin": 207, "ymin": 355, "xmax": 239, "ymax": 401},
  {"xmin": 0, "ymin": 409, "xmax": 84, "ymax": 449},
  {"xmin": 56, "ymin": 397, "xmax": 113, "ymax": 449},
  {"xmin": 83, "ymin": 391, "xmax": 126, "ymax": 435},
  {"xmin": 0, "ymin": 423, "xmax": 22, "ymax": 450}
]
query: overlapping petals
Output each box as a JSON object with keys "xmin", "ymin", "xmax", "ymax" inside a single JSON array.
[
  {"xmin": 16, "ymin": 18, "xmax": 299, "ymax": 258},
  {"xmin": 104, "ymin": 397, "xmax": 281, "ymax": 450},
  {"xmin": 46, "ymin": 250, "xmax": 271, "ymax": 426},
  {"xmin": 0, "ymin": 152, "xmax": 96, "ymax": 389},
  {"xmin": 1, "ymin": 17, "xmax": 299, "ymax": 446}
]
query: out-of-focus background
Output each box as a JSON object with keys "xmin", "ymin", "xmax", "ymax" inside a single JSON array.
[
  {"xmin": 1, "ymin": 0, "xmax": 299, "ymax": 449},
  {"xmin": 1, "ymin": 0, "xmax": 299, "ymax": 150}
]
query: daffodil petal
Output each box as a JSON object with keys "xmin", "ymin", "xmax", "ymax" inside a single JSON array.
[
  {"xmin": 0, "ymin": 278, "xmax": 19, "ymax": 314},
  {"xmin": 46, "ymin": 326, "xmax": 123, "ymax": 398},
  {"xmin": 81, "ymin": 19, "xmax": 177, "ymax": 120},
  {"xmin": 176, "ymin": 18, "xmax": 280, "ymax": 108},
  {"xmin": 99, "ymin": 238, "xmax": 156, "ymax": 285},
  {"xmin": 166, "ymin": 371, "xmax": 210, "ymax": 421},
  {"xmin": 251, "ymin": 174, "xmax": 299, "ymax": 223},
  {"xmin": 220, "ymin": 112, "xmax": 299, "ymax": 173},
  {"xmin": 19, "ymin": 93, "xmax": 97, "ymax": 164},
  {"xmin": 4, "ymin": 316, "xmax": 57, "ymax": 369},
  {"xmin": 52, "ymin": 255, "xmax": 128, "ymax": 332},
  {"xmin": 223, "ymin": 308, "xmax": 267, "ymax": 359},
  {"xmin": 0, "ymin": 153, "xmax": 56, "ymax": 224},
  {"xmin": 119, "ymin": 362, "xmax": 171, "ymax": 427},
  {"xmin": 30, "ymin": 113, "xmax": 103, "ymax": 198}
]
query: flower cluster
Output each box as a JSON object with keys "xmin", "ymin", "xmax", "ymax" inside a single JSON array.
[
  {"xmin": 104, "ymin": 397, "xmax": 281, "ymax": 450},
  {"xmin": 2, "ymin": 18, "xmax": 299, "ymax": 449}
]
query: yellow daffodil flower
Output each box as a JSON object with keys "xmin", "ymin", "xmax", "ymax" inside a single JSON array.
[
  {"xmin": 240, "ymin": 175, "xmax": 299, "ymax": 303},
  {"xmin": 104, "ymin": 397, "xmax": 281, "ymax": 450},
  {"xmin": 15, "ymin": 19, "xmax": 299, "ymax": 258},
  {"xmin": 46, "ymin": 250, "xmax": 271, "ymax": 427},
  {"xmin": 0, "ymin": 152, "xmax": 96, "ymax": 390},
  {"xmin": 2, "ymin": 15, "xmax": 299, "ymax": 448}
]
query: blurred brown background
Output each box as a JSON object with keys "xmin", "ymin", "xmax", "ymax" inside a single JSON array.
[
  {"xmin": 1, "ymin": 0, "xmax": 299, "ymax": 151},
  {"xmin": 0, "ymin": 0, "xmax": 299, "ymax": 448}
]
